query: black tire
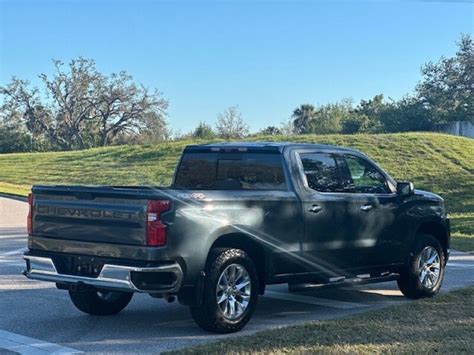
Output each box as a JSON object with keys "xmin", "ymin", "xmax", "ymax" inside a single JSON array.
[
  {"xmin": 397, "ymin": 234, "xmax": 446, "ymax": 299},
  {"xmin": 190, "ymin": 248, "xmax": 259, "ymax": 333},
  {"xmin": 69, "ymin": 289, "xmax": 133, "ymax": 315}
]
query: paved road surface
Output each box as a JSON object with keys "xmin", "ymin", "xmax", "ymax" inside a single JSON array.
[{"xmin": 0, "ymin": 197, "xmax": 472, "ymax": 353}]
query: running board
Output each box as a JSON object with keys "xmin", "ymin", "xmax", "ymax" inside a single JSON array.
[{"xmin": 288, "ymin": 273, "xmax": 399, "ymax": 292}]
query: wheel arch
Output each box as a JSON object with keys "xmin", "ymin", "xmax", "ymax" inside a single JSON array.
[
  {"xmin": 416, "ymin": 220, "xmax": 449, "ymax": 258},
  {"xmin": 208, "ymin": 232, "xmax": 268, "ymax": 295}
]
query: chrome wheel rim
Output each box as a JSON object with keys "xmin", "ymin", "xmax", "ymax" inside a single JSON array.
[
  {"xmin": 216, "ymin": 264, "xmax": 251, "ymax": 320},
  {"xmin": 418, "ymin": 246, "xmax": 441, "ymax": 289}
]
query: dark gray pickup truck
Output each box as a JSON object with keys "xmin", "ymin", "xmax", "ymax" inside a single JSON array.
[{"xmin": 23, "ymin": 142, "xmax": 450, "ymax": 333}]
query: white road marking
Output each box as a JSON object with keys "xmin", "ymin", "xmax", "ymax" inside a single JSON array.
[
  {"xmin": 0, "ymin": 234, "xmax": 27, "ymax": 239},
  {"xmin": 0, "ymin": 329, "xmax": 82, "ymax": 354},
  {"xmin": 0, "ymin": 276, "xmax": 54, "ymax": 290},
  {"xmin": 359, "ymin": 289, "xmax": 404, "ymax": 297},
  {"xmin": 448, "ymin": 255, "xmax": 474, "ymax": 261},
  {"xmin": 1, "ymin": 247, "xmax": 27, "ymax": 256},
  {"xmin": 264, "ymin": 290, "xmax": 369, "ymax": 309},
  {"xmin": 448, "ymin": 263, "xmax": 474, "ymax": 269},
  {"xmin": 0, "ymin": 259, "xmax": 25, "ymax": 267}
]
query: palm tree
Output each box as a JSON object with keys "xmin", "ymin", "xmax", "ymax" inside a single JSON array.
[{"xmin": 292, "ymin": 104, "xmax": 317, "ymax": 134}]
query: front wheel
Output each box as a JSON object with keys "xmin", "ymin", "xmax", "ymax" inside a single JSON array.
[
  {"xmin": 190, "ymin": 248, "xmax": 259, "ymax": 333},
  {"xmin": 397, "ymin": 234, "xmax": 446, "ymax": 299},
  {"xmin": 69, "ymin": 289, "xmax": 133, "ymax": 315}
]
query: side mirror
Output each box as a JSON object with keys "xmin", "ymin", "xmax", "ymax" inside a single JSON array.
[{"xmin": 397, "ymin": 181, "xmax": 414, "ymax": 196}]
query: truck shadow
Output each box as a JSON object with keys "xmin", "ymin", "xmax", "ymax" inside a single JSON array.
[{"xmin": 0, "ymin": 281, "xmax": 407, "ymax": 352}]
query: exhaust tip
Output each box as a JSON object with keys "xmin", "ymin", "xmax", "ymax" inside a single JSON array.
[{"xmin": 164, "ymin": 295, "xmax": 175, "ymax": 303}]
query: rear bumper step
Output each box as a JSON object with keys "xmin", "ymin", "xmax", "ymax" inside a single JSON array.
[{"xmin": 23, "ymin": 255, "xmax": 183, "ymax": 293}]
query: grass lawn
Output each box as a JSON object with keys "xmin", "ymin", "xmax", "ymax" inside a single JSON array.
[
  {"xmin": 170, "ymin": 286, "xmax": 474, "ymax": 354},
  {"xmin": 450, "ymin": 212, "xmax": 474, "ymax": 252},
  {"xmin": 0, "ymin": 132, "xmax": 472, "ymax": 251}
]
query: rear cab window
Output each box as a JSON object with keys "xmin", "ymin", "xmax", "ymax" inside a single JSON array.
[{"xmin": 174, "ymin": 151, "xmax": 287, "ymax": 190}]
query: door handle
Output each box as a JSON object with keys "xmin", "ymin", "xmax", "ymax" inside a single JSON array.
[
  {"xmin": 360, "ymin": 204, "xmax": 374, "ymax": 212},
  {"xmin": 308, "ymin": 204, "xmax": 323, "ymax": 213}
]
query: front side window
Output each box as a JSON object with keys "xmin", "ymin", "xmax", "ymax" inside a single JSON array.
[
  {"xmin": 299, "ymin": 153, "xmax": 344, "ymax": 193},
  {"xmin": 174, "ymin": 152, "xmax": 287, "ymax": 190},
  {"xmin": 342, "ymin": 155, "xmax": 390, "ymax": 194}
]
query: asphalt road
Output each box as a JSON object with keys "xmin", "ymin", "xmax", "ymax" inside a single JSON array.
[{"xmin": 0, "ymin": 196, "xmax": 473, "ymax": 353}]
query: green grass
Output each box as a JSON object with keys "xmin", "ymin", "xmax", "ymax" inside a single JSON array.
[
  {"xmin": 0, "ymin": 132, "xmax": 472, "ymax": 251},
  {"xmin": 170, "ymin": 286, "xmax": 474, "ymax": 354},
  {"xmin": 450, "ymin": 212, "xmax": 474, "ymax": 252}
]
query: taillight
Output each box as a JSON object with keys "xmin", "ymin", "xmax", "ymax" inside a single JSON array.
[
  {"xmin": 27, "ymin": 193, "xmax": 33, "ymax": 235},
  {"xmin": 146, "ymin": 200, "xmax": 170, "ymax": 246}
]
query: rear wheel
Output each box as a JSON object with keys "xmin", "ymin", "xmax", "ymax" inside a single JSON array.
[
  {"xmin": 397, "ymin": 234, "xmax": 446, "ymax": 299},
  {"xmin": 190, "ymin": 248, "xmax": 258, "ymax": 333},
  {"xmin": 69, "ymin": 289, "xmax": 133, "ymax": 315}
]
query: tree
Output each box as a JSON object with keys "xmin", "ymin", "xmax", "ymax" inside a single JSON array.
[
  {"xmin": 292, "ymin": 104, "xmax": 318, "ymax": 134},
  {"xmin": 341, "ymin": 114, "xmax": 371, "ymax": 134},
  {"xmin": 215, "ymin": 106, "xmax": 249, "ymax": 139},
  {"xmin": 0, "ymin": 58, "xmax": 169, "ymax": 150},
  {"xmin": 193, "ymin": 121, "xmax": 215, "ymax": 139},
  {"xmin": 350, "ymin": 94, "xmax": 385, "ymax": 133},
  {"xmin": 292, "ymin": 100, "xmax": 353, "ymax": 135},
  {"xmin": 355, "ymin": 94, "xmax": 385, "ymax": 118},
  {"xmin": 379, "ymin": 96, "xmax": 432, "ymax": 132},
  {"xmin": 91, "ymin": 71, "xmax": 168, "ymax": 146},
  {"xmin": 0, "ymin": 124, "xmax": 33, "ymax": 153},
  {"xmin": 259, "ymin": 126, "xmax": 282, "ymax": 135},
  {"xmin": 416, "ymin": 34, "xmax": 473, "ymax": 124},
  {"xmin": 307, "ymin": 101, "xmax": 350, "ymax": 134},
  {"xmin": 133, "ymin": 111, "xmax": 171, "ymax": 144},
  {"xmin": 0, "ymin": 78, "xmax": 62, "ymax": 148},
  {"xmin": 279, "ymin": 117, "xmax": 296, "ymax": 135}
]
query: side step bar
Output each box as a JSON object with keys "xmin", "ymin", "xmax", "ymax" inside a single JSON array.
[{"xmin": 288, "ymin": 272, "xmax": 399, "ymax": 292}]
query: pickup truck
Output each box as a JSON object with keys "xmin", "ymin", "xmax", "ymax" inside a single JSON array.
[{"xmin": 23, "ymin": 142, "xmax": 450, "ymax": 333}]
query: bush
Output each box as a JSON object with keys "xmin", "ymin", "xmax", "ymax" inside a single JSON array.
[{"xmin": 0, "ymin": 125, "xmax": 33, "ymax": 153}]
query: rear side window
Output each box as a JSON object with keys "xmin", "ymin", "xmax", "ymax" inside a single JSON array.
[
  {"xmin": 299, "ymin": 153, "xmax": 344, "ymax": 193},
  {"xmin": 174, "ymin": 152, "xmax": 287, "ymax": 190}
]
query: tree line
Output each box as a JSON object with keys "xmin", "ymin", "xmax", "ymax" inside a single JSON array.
[{"xmin": 0, "ymin": 35, "xmax": 472, "ymax": 153}]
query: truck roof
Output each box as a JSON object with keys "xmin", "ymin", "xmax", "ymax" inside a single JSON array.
[{"xmin": 184, "ymin": 141, "xmax": 357, "ymax": 154}]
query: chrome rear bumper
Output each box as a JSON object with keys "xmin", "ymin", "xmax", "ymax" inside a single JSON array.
[{"xmin": 23, "ymin": 255, "xmax": 183, "ymax": 293}]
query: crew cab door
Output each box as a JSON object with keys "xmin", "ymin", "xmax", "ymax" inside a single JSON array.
[
  {"xmin": 292, "ymin": 150, "xmax": 362, "ymax": 274},
  {"xmin": 335, "ymin": 153, "xmax": 402, "ymax": 267}
]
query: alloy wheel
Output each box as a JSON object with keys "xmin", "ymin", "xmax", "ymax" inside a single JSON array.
[
  {"xmin": 418, "ymin": 246, "xmax": 441, "ymax": 289},
  {"xmin": 216, "ymin": 263, "xmax": 251, "ymax": 320}
]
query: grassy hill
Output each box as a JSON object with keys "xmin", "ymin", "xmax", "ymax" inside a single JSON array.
[{"xmin": 0, "ymin": 132, "xmax": 472, "ymax": 251}]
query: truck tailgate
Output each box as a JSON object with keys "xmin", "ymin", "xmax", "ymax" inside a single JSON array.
[{"xmin": 31, "ymin": 186, "xmax": 165, "ymax": 246}]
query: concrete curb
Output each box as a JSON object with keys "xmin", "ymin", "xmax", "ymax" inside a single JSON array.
[{"xmin": 0, "ymin": 193, "xmax": 27, "ymax": 202}]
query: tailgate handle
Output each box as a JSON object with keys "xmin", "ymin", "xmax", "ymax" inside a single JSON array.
[{"xmin": 73, "ymin": 192, "xmax": 95, "ymax": 200}]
